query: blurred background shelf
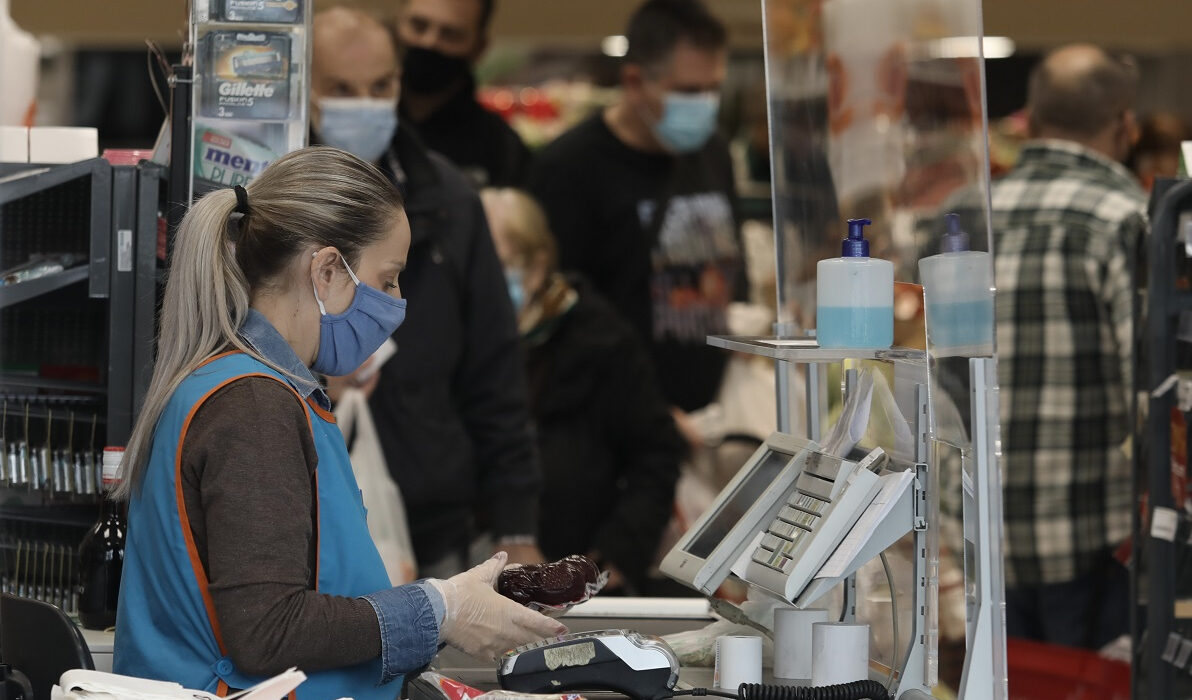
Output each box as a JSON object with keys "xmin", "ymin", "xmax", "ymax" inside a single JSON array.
[{"xmin": 0, "ymin": 266, "xmax": 89, "ymax": 309}]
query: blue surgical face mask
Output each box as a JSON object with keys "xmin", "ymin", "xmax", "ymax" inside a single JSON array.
[
  {"xmin": 311, "ymin": 253, "xmax": 407, "ymax": 376},
  {"xmin": 652, "ymin": 92, "xmax": 720, "ymax": 154},
  {"xmin": 316, "ymin": 97, "xmax": 398, "ymax": 164},
  {"xmin": 504, "ymin": 268, "xmax": 526, "ymax": 313}
]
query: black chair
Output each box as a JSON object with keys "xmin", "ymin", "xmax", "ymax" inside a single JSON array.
[{"xmin": 0, "ymin": 594, "xmax": 94, "ymax": 700}]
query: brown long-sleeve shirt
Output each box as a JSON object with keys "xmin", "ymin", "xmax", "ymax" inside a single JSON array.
[{"xmin": 179, "ymin": 377, "xmax": 381, "ymax": 676}]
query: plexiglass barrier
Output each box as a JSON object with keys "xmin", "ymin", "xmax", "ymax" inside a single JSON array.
[{"xmin": 758, "ymin": 0, "xmax": 1005, "ymax": 696}]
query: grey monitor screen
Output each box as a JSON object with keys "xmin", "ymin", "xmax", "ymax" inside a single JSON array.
[{"xmin": 683, "ymin": 449, "xmax": 791, "ymax": 559}]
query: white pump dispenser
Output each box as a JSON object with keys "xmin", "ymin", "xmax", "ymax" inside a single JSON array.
[{"xmin": 918, "ymin": 213, "xmax": 994, "ymax": 357}]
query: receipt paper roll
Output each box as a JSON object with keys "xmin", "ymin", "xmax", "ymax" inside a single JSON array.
[
  {"xmin": 811, "ymin": 622, "xmax": 869, "ymax": 686},
  {"xmin": 774, "ymin": 607, "xmax": 829, "ymax": 680},
  {"xmin": 715, "ymin": 635, "xmax": 763, "ymax": 690}
]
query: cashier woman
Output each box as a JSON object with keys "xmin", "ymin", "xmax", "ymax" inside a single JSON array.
[{"xmin": 110, "ymin": 148, "xmax": 566, "ymax": 699}]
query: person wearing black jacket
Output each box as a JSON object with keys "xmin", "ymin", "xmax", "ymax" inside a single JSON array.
[
  {"xmin": 396, "ymin": 0, "xmax": 532, "ymax": 188},
  {"xmin": 482, "ymin": 188, "xmax": 684, "ymax": 592},
  {"xmin": 312, "ymin": 7, "xmax": 544, "ymax": 575}
]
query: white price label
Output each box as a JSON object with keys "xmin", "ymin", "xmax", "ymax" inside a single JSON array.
[{"xmin": 1152, "ymin": 506, "xmax": 1180, "ymax": 542}]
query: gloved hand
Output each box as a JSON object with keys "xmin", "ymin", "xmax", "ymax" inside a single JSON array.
[{"xmin": 429, "ymin": 552, "xmax": 568, "ymax": 659}]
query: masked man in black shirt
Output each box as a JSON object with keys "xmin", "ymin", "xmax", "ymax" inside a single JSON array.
[{"xmin": 529, "ymin": 0, "xmax": 744, "ymax": 421}]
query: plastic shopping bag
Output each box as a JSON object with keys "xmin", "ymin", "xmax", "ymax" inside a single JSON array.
[{"xmin": 335, "ymin": 389, "xmax": 417, "ymax": 585}]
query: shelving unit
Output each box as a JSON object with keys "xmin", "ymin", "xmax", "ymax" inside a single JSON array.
[
  {"xmin": 1135, "ymin": 176, "xmax": 1192, "ymax": 698},
  {"xmin": 0, "ymin": 158, "xmax": 164, "ymax": 612}
]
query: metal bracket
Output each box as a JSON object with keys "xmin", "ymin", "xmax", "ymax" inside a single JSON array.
[
  {"xmin": 913, "ymin": 461, "xmax": 928, "ymax": 531},
  {"xmin": 915, "ymin": 382, "xmax": 930, "ymax": 464}
]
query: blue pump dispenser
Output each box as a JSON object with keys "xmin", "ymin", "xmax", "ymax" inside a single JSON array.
[{"xmin": 842, "ymin": 218, "xmax": 872, "ymax": 257}]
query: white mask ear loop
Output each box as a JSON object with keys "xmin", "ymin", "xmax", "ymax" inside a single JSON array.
[{"xmin": 311, "ymin": 251, "xmax": 361, "ymax": 316}]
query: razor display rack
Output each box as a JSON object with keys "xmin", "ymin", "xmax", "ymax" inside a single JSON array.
[{"xmin": 188, "ymin": 0, "xmax": 312, "ymax": 202}]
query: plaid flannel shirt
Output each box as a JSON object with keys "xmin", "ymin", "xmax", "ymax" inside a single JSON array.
[{"xmin": 990, "ymin": 139, "xmax": 1147, "ymax": 588}]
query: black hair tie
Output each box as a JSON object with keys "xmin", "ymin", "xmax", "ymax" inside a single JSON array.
[{"xmin": 233, "ymin": 185, "xmax": 250, "ymax": 214}]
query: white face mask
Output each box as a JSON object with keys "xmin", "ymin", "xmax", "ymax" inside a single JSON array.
[{"xmin": 316, "ymin": 97, "xmax": 399, "ymax": 163}]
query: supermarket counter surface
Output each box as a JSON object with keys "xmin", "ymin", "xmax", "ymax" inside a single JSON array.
[{"xmin": 80, "ymin": 598, "xmax": 715, "ymax": 686}]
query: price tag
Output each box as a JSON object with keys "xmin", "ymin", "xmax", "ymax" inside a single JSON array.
[
  {"xmin": 1152, "ymin": 506, "xmax": 1180, "ymax": 542},
  {"xmin": 1163, "ymin": 632, "xmax": 1183, "ymax": 663}
]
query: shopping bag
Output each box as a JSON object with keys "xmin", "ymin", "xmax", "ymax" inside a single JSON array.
[{"xmin": 335, "ymin": 389, "xmax": 417, "ymax": 585}]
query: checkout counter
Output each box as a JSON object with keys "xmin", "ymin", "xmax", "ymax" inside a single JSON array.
[{"xmin": 80, "ymin": 599, "xmax": 717, "ymax": 685}]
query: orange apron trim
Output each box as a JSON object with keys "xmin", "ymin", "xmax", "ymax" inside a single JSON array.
[
  {"xmin": 307, "ymin": 397, "xmax": 337, "ymax": 424},
  {"xmin": 173, "ymin": 370, "xmax": 314, "ymax": 666},
  {"xmin": 313, "ymin": 471, "xmax": 321, "ymax": 589}
]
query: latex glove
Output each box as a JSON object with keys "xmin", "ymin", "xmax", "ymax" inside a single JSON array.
[
  {"xmin": 499, "ymin": 542, "xmax": 547, "ymax": 566},
  {"xmin": 429, "ymin": 552, "xmax": 568, "ymax": 660}
]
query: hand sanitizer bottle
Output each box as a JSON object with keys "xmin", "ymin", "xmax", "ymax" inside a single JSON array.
[
  {"xmin": 816, "ymin": 218, "xmax": 894, "ymax": 348},
  {"xmin": 918, "ymin": 213, "xmax": 994, "ymax": 357}
]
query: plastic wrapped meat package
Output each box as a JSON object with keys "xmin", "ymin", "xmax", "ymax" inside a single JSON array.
[{"xmin": 497, "ymin": 555, "xmax": 609, "ymax": 616}]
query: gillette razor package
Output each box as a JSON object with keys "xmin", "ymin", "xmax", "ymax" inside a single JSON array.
[
  {"xmin": 220, "ymin": 0, "xmax": 303, "ymax": 23},
  {"xmin": 202, "ymin": 31, "xmax": 291, "ymax": 119}
]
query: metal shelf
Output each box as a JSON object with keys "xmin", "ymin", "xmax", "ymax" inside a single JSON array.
[
  {"xmin": 0, "ymin": 266, "xmax": 89, "ymax": 309},
  {"xmin": 707, "ymin": 335, "xmax": 927, "ymax": 364},
  {"xmin": 0, "ymin": 159, "xmax": 106, "ymax": 207},
  {"xmin": 0, "ymin": 502, "xmax": 100, "ymax": 527},
  {"xmin": 1137, "ymin": 176, "xmax": 1192, "ymax": 699},
  {"xmin": 0, "ymin": 375, "xmax": 105, "ymax": 393}
]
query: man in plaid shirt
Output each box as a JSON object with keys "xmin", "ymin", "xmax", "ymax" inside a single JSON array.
[{"xmin": 993, "ymin": 44, "xmax": 1146, "ymax": 648}]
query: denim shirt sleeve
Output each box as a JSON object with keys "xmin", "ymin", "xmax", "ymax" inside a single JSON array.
[{"xmin": 361, "ymin": 581, "xmax": 444, "ymax": 685}]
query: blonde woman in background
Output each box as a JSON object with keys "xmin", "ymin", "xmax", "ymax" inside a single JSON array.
[
  {"xmin": 481, "ymin": 188, "xmax": 685, "ymax": 594},
  {"xmin": 113, "ymin": 148, "xmax": 564, "ymax": 700}
]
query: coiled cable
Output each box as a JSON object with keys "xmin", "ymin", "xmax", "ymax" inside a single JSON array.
[
  {"xmin": 667, "ymin": 680, "xmax": 890, "ymax": 700},
  {"xmin": 737, "ymin": 681, "xmax": 889, "ymax": 700}
]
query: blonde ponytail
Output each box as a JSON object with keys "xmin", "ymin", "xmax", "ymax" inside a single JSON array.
[
  {"xmin": 115, "ymin": 146, "xmax": 403, "ymax": 500},
  {"xmin": 114, "ymin": 189, "xmax": 255, "ymax": 500}
]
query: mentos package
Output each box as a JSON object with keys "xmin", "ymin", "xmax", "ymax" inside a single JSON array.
[
  {"xmin": 220, "ymin": 0, "xmax": 303, "ymax": 23},
  {"xmin": 192, "ymin": 125, "xmax": 277, "ymax": 186},
  {"xmin": 202, "ymin": 31, "xmax": 291, "ymax": 119}
]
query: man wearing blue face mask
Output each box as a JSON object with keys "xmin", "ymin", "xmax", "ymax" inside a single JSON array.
[
  {"xmin": 528, "ymin": 0, "xmax": 744, "ymax": 422},
  {"xmin": 311, "ymin": 7, "xmax": 546, "ymax": 577}
]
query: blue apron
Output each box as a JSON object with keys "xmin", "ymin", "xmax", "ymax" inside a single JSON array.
[{"xmin": 114, "ymin": 353, "xmax": 396, "ymax": 700}]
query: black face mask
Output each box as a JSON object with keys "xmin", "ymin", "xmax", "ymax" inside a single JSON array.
[{"xmin": 402, "ymin": 46, "xmax": 471, "ymax": 94}]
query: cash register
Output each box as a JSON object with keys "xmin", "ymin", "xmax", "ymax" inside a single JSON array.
[{"xmin": 659, "ymin": 432, "xmax": 895, "ymax": 606}]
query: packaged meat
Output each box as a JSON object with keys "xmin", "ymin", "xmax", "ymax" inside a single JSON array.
[{"xmin": 497, "ymin": 555, "xmax": 609, "ymax": 615}]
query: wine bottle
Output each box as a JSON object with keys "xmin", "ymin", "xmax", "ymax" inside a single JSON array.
[{"xmin": 78, "ymin": 447, "xmax": 126, "ymax": 630}]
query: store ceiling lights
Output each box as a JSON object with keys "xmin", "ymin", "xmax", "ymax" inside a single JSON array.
[
  {"xmin": 602, "ymin": 35, "xmax": 629, "ymax": 57},
  {"xmin": 931, "ymin": 36, "xmax": 1017, "ymax": 60}
]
